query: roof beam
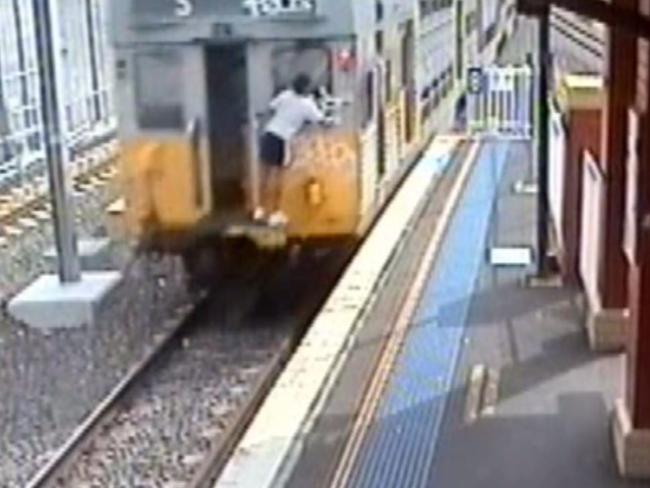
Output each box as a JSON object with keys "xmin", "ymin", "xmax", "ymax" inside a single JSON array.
[{"xmin": 518, "ymin": 0, "xmax": 650, "ymax": 39}]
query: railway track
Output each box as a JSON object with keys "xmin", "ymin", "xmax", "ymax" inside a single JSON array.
[
  {"xmin": 25, "ymin": 246, "xmax": 352, "ymax": 488},
  {"xmin": 0, "ymin": 140, "xmax": 118, "ymax": 246}
]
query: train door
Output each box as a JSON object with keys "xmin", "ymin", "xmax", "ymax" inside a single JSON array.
[
  {"xmin": 204, "ymin": 44, "xmax": 249, "ymax": 215},
  {"xmin": 375, "ymin": 31, "xmax": 387, "ymax": 179}
]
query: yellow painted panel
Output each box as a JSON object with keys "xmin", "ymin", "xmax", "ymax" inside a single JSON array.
[
  {"xmin": 397, "ymin": 91, "xmax": 407, "ymax": 159},
  {"xmin": 359, "ymin": 127, "xmax": 379, "ymax": 216},
  {"xmin": 120, "ymin": 139, "xmax": 208, "ymax": 237},
  {"xmin": 281, "ymin": 132, "xmax": 360, "ymax": 239},
  {"xmin": 383, "ymin": 104, "xmax": 401, "ymax": 178}
]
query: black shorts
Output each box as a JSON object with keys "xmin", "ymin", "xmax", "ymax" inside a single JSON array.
[{"xmin": 260, "ymin": 132, "xmax": 286, "ymax": 167}]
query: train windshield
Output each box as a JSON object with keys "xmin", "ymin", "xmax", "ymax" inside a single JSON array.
[
  {"xmin": 271, "ymin": 44, "xmax": 332, "ymax": 95},
  {"xmin": 134, "ymin": 49, "xmax": 185, "ymax": 130}
]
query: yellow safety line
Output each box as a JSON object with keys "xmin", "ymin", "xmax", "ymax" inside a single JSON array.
[{"xmin": 330, "ymin": 140, "xmax": 481, "ymax": 488}]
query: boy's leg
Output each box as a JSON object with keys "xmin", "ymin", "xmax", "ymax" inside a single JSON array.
[
  {"xmin": 254, "ymin": 164, "xmax": 270, "ymax": 219},
  {"xmin": 273, "ymin": 138, "xmax": 290, "ymax": 214},
  {"xmin": 269, "ymin": 167, "xmax": 282, "ymax": 213}
]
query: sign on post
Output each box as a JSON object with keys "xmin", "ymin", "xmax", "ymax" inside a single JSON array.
[{"xmin": 468, "ymin": 67, "xmax": 484, "ymax": 95}]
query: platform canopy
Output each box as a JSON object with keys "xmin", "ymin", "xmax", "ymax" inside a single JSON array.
[{"xmin": 518, "ymin": 0, "xmax": 650, "ymax": 39}]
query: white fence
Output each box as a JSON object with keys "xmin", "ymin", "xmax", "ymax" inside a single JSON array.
[
  {"xmin": 467, "ymin": 65, "xmax": 534, "ymax": 137},
  {"xmin": 0, "ymin": 0, "xmax": 46, "ymax": 185},
  {"xmin": 0, "ymin": 0, "xmax": 114, "ymax": 190}
]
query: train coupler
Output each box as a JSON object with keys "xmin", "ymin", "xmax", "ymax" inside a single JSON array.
[{"xmin": 224, "ymin": 222, "xmax": 288, "ymax": 250}]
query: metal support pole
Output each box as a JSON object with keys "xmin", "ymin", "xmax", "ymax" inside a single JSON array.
[
  {"xmin": 536, "ymin": 10, "xmax": 551, "ymax": 276},
  {"xmin": 33, "ymin": 0, "xmax": 81, "ymax": 282}
]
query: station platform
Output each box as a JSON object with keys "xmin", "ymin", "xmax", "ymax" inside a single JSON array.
[{"xmin": 215, "ymin": 137, "xmax": 637, "ymax": 487}]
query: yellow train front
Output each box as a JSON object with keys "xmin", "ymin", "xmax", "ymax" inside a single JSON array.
[{"xmin": 109, "ymin": 0, "xmax": 515, "ymax": 276}]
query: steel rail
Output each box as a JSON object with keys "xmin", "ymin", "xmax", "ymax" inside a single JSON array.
[
  {"xmin": 24, "ymin": 246, "xmax": 351, "ymax": 488},
  {"xmin": 24, "ymin": 295, "xmax": 206, "ymax": 488},
  {"xmin": 0, "ymin": 142, "xmax": 117, "ymax": 230}
]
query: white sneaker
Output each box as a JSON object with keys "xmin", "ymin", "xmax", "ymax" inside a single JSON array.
[
  {"xmin": 253, "ymin": 207, "xmax": 266, "ymax": 222},
  {"xmin": 268, "ymin": 211, "xmax": 289, "ymax": 227}
]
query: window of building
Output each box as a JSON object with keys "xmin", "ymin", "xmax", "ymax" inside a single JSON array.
[{"xmin": 420, "ymin": 0, "xmax": 453, "ymax": 18}]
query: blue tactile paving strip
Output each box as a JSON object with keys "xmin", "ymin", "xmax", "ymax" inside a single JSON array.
[{"xmin": 347, "ymin": 140, "xmax": 510, "ymax": 488}]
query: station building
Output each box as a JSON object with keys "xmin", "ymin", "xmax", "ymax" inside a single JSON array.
[{"xmin": 0, "ymin": 0, "xmax": 114, "ymax": 189}]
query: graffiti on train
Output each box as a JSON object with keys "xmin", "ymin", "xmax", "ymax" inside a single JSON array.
[{"xmin": 290, "ymin": 134, "xmax": 356, "ymax": 171}]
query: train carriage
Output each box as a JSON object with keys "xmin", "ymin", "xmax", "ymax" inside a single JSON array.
[{"xmin": 109, "ymin": 0, "xmax": 513, "ymax": 276}]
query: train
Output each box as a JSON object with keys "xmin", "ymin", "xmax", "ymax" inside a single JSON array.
[{"xmin": 109, "ymin": 0, "xmax": 517, "ymax": 279}]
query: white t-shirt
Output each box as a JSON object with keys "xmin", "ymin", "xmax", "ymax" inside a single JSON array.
[{"xmin": 264, "ymin": 89, "xmax": 325, "ymax": 141}]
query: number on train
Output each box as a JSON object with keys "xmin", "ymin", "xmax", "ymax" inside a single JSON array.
[{"xmin": 174, "ymin": 0, "xmax": 193, "ymax": 17}]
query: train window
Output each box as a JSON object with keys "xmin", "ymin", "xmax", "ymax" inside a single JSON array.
[
  {"xmin": 375, "ymin": 31, "xmax": 384, "ymax": 55},
  {"xmin": 432, "ymin": 78, "xmax": 440, "ymax": 108},
  {"xmin": 465, "ymin": 12, "xmax": 476, "ymax": 35},
  {"xmin": 375, "ymin": 1, "xmax": 384, "ymax": 22},
  {"xmin": 363, "ymin": 69, "xmax": 376, "ymax": 128},
  {"xmin": 0, "ymin": 104, "xmax": 8, "ymax": 138},
  {"xmin": 27, "ymin": 133, "xmax": 41, "ymax": 151},
  {"xmin": 272, "ymin": 44, "xmax": 332, "ymax": 95},
  {"xmin": 134, "ymin": 50, "xmax": 185, "ymax": 130},
  {"xmin": 384, "ymin": 60, "xmax": 392, "ymax": 103},
  {"xmin": 421, "ymin": 97, "xmax": 431, "ymax": 123}
]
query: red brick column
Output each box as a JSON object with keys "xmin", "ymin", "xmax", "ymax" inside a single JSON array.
[
  {"xmin": 627, "ymin": 253, "xmax": 650, "ymax": 431},
  {"xmin": 600, "ymin": 13, "xmax": 635, "ymax": 311},
  {"xmin": 586, "ymin": 0, "xmax": 637, "ymax": 351},
  {"xmin": 613, "ymin": 7, "xmax": 650, "ymax": 474},
  {"xmin": 613, "ymin": 108, "xmax": 650, "ymax": 479},
  {"xmin": 558, "ymin": 106, "xmax": 602, "ymax": 283}
]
